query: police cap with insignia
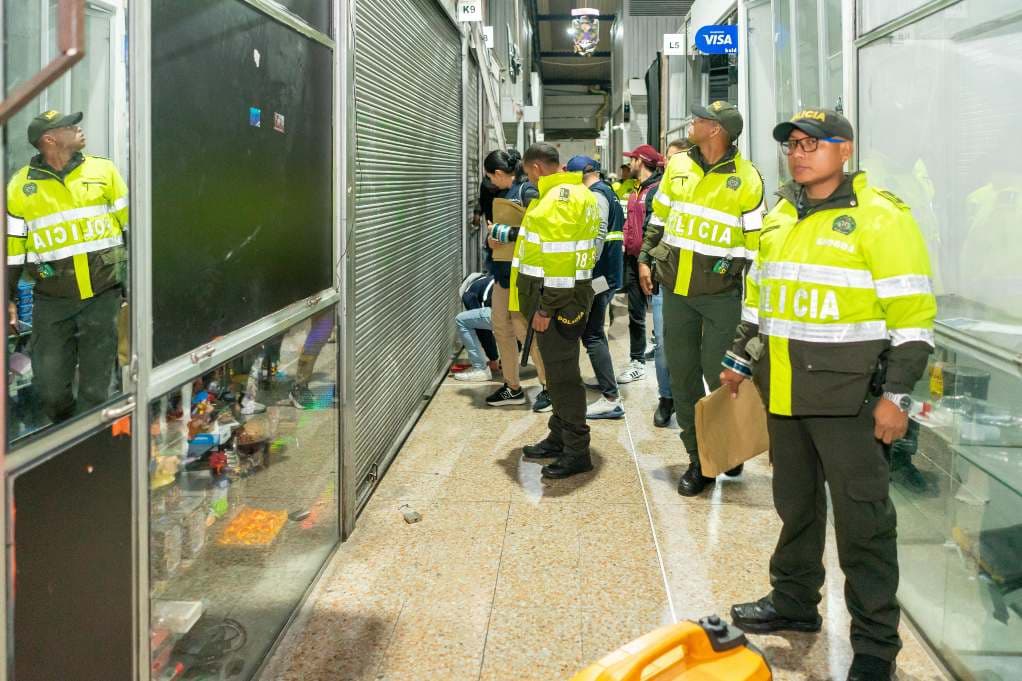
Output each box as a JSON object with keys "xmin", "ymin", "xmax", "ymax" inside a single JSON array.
[
  {"xmin": 692, "ymin": 100, "xmax": 744, "ymax": 140},
  {"xmin": 28, "ymin": 109, "xmax": 83, "ymax": 147},
  {"xmin": 773, "ymin": 108, "xmax": 854, "ymax": 142}
]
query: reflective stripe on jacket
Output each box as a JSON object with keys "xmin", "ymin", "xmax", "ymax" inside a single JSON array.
[
  {"xmin": 509, "ymin": 171, "xmax": 599, "ymax": 313},
  {"xmin": 7, "ymin": 153, "xmax": 128, "ymax": 300},
  {"xmin": 729, "ymin": 172, "xmax": 936, "ymax": 417},
  {"xmin": 646, "ymin": 147, "xmax": 765, "ymax": 297}
]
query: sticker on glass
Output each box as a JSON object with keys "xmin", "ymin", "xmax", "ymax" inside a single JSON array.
[
  {"xmin": 249, "ymin": 107, "xmax": 261, "ymax": 128},
  {"xmin": 273, "ymin": 113, "xmax": 285, "ymax": 134}
]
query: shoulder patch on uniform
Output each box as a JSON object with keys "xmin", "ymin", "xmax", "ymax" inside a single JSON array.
[
  {"xmin": 727, "ymin": 176, "xmax": 741, "ymax": 190},
  {"xmin": 876, "ymin": 189, "xmax": 910, "ymax": 211},
  {"xmin": 22, "ymin": 183, "xmax": 37, "ymax": 196},
  {"xmin": 832, "ymin": 215, "xmax": 856, "ymax": 235},
  {"xmin": 558, "ymin": 188, "xmax": 570, "ymax": 202}
]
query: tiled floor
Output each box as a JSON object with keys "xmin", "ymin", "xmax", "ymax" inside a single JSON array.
[{"xmin": 262, "ymin": 299, "xmax": 949, "ymax": 681}]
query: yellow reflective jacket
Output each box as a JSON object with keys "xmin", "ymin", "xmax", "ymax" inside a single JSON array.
[
  {"xmin": 7, "ymin": 153, "xmax": 128, "ymax": 300},
  {"xmin": 509, "ymin": 171, "xmax": 599, "ymax": 314},
  {"xmin": 728, "ymin": 172, "xmax": 937, "ymax": 416},
  {"xmin": 642, "ymin": 146, "xmax": 765, "ymax": 297}
]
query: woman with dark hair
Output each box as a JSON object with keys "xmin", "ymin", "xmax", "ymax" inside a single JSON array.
[{"xmin": 480, "ymin": 149, "xmax": 550, "ymax": 412}]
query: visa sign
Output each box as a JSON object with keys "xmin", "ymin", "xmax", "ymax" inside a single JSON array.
[{"xmin": 695, "ymin": 25, "xmax": 738, "ymax": 55}]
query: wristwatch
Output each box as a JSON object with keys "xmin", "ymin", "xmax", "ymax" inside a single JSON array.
[{"xmin": 882, "ymin": 392, "xmax": 912, "ymax": 412}]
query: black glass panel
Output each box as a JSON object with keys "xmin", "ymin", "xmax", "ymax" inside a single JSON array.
[
  {"xmin": 277, "ymin": 0, "xmax": 331, "ymax": 32},
  {"xmin": 12, "ymin": 424, "xmax": 134, "ymax": 681},
  {"xmin": 152, "ymin": 0, "xmax": 333, "ymax": 364}
]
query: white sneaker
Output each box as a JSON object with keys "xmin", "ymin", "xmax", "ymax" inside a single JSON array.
[
  {"xmin": 455, "ymin": 367, "xmax": 492, "ymax": 382},
  {"xmin": 241, "ymin": 397, "xmax": 267, "ymax": 415},
  {"xmin": 616, "ymin": 359, "xmax": 647, "ymax": 384},
  {"xmin": 586, "ymin": 397, "xmax": 625, "ymax": 420}
]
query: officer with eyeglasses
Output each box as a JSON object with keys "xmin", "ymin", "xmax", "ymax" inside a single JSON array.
[{"xmin": 721, "ymin": 109, "xmax": 936, "ymax": 681}]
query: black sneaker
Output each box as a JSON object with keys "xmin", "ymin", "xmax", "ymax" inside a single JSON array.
[
  {"xmin": 289, "ymin": 384, "xmax": 315, "ymax": 409},
  {"xmin": 522, "ymin": 439, "xmax": 563, "ymax": 459},
  {"xmin": 846, "ymin": 654, "xmax": 893, "ymax": 681},
  {"xmin": 644, "ymin": 345, "xmax": 656, "ymax": 362},
  {"xmin": 486, "ymin": 384, "xmax": 526, "ymax": 406},
  {"xmin": 532, "ymin": 389, "xmax": 553, "ymax": 413},
  {"xmin": 730, "ymin": 596, "xmax": 822, "ymax": 634}
]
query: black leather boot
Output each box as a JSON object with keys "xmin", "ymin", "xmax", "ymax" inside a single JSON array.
[
  {"xmin": 541, "ymin": 451, "xmax": 594, "ymax": 478},
  {"xmin": 522, "ymin": 438, "xmax": 562, "ymax": 460},
  {"xmin": 846, "ymin": 654, "xmax": 893, "ymax": 681},
  {"xmin": 653, "ymin": 398, "xmax": 674, "ymax": 428},
  {"xmin": 724, "ymin": 463, "xmax": 744, "ymax": 477},
  {"xmin": 677, "ymin": 459, "xmax": 714, "ymax": 496}
]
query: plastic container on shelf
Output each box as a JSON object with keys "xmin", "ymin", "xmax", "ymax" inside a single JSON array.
[
  {"xmin": 171, "ymin": 501, "xmax": 208, "ymax": 559},
  {"xmin": 150, "ymin": 519, "xmax": 183, "ymax": 580},
  {"xmin": 151, "ymin": 600, "xmax": 204, "ymax": 635}
]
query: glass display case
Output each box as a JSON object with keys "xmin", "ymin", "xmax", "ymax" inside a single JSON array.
[
  {"xmin": 893, "ymin": 296, "xmax": 1022, "ymax": 681},
  {"xmin": 148, "ymin": 314, "xmax": 338, "ymax": 681}
]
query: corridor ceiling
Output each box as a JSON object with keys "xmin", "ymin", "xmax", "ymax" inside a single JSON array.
[{"xmin": 532, "ymin": 0, "xmax": 620, "ymax": 88}]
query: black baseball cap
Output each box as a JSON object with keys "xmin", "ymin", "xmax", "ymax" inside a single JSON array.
[
  {"xmin": 772, "ymin": 108, "xmax": 854, "ymax": 142},
  {"xmin": 692, "ymin": 101, "xmax": 743, "ymax": 140},
  {"xmin": 28, "ymin": 109, "xmax": 83, "ymax": 147}
]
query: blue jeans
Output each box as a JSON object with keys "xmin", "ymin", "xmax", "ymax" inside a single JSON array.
[
  {"xmin": 455, "ymin": 307, "xmax": 493, "ymax": 369},
  {"xmin": 651, "ymin": 289, "xmax": 672, "ymax": 399}
]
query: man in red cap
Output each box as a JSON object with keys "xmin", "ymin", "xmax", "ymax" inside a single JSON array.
[{"xmin": 616, "ymin": 144, "xmax": 664, "ymax": 391}]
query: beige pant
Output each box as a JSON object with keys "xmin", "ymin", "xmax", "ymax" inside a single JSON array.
[{"xmin": 490, "ymin": 282, "xmax": 545, "ymax": 387}]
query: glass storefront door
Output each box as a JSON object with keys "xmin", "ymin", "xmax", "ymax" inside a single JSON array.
[{"xmin": 3, "ymin": 3, "xmax": 135, "ymax": 678}]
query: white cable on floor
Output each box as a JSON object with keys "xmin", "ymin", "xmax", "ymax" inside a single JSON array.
[{"xmin": 622, "ymin": 408, "xmax": 678, "ymax": 624}]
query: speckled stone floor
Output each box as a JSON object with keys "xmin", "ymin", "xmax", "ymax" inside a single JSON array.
[{"xmin": 261, "ymin": 299, "xmax": 950, "ymax": 681}]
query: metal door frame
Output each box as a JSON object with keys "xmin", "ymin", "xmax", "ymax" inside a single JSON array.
[{"xmin": 131, "ymin": 2, "xmax": 342, "ymax": 679}]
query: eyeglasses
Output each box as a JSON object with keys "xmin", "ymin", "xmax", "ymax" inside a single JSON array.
[{"xmin": 780, "ymin": 136, "xmax": 845, "ymax": 155}]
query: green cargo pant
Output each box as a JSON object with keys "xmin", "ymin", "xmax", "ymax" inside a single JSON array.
[
  {"xmin": 767, "ymin": 399, "xmax": 902, "ymax": 662},
  {"xmin": 30, "ymin": 288, "xmax": 121, "ymax": 423},
  {"xmin": 520, "ymin": 279, "xmax": 594, "ymax": 455},
  {"xmin": 661, "ymin": 288, "xmax": 741, "ymax": 459}
]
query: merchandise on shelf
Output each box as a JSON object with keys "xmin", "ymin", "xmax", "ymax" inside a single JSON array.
[{"xmin": 218, "ymin": 506, "xmax": 288, "ymax": 548}]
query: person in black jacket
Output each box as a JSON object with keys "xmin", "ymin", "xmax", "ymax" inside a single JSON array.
[{"xmin": 564, "ymin": 156, "xmax": 626, "ymax": 420}]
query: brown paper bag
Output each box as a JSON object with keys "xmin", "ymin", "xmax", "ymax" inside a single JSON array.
[
  {"xmin": 695, "ymin": 381, "xmax": 770, "ymax": 477},
  {"xmin": 491, "ymin": 198, "xmax": 526, "ymax": 262}
]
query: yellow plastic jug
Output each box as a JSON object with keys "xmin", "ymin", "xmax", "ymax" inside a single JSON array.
[{"xmin": 572, "ymin": 615, "xmax": 772, "ymax": 681}]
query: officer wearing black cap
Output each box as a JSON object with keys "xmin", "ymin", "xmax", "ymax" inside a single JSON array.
[
  {"xmin": 639, "ymin": 101, "xmax": 767, "ymax": 497},
  {"xmin": 722, "ymin": 109, "xmax": 937, "ymax": 681},
  {"xmin": 7, "ymin": 110, "xmax": 128, "ymax": 423}
]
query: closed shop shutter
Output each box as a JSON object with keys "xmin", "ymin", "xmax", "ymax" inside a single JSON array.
[
  {"xmin": 466, "ymin": 55, "xmax": 482, "ymax": 272},
  {"xmin": 352, "ymin": 0, "xmax": 463, "ymax": 507}
]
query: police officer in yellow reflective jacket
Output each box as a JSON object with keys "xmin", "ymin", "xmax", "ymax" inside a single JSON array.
[
  {"xmin": 7, "ymin": 110, "xmax": 128, "ymax": 423},
  {"xmin": 721, "ymin": 110, "xmax": 936, "ymax": 681},
  {"xmin": 510, "ymin": 143, "xmax": 600, "ymax": 478},
  {"xmin": 639, "ymin": 101, "xmax": 766, "ymax": 496}
]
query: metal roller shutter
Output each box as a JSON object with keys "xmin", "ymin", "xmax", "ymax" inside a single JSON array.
[
  {"xmin": 352, "ymin": 0, "xmax": 463, "ymax": 506},
  {"xmin": 466, "ymin": 56, "xmax": 482, "ymax": 272}
]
